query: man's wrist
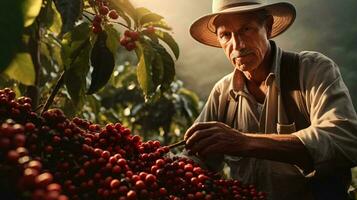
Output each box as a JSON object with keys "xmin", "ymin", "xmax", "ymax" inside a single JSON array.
[
  {"xmin": 233, "ymin": 132, "xmax": 253, "ymax": 157},
  {"xmin": 233, "ymin": 133, "xmax": 314, "ymax": 171}
]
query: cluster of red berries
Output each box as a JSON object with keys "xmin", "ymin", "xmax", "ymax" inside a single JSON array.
[
  {"xmin": 0, "ymin": 122, "xmax": 68, "ymax": 200},
  {"xmin": 90, "ymin": 0, "xmax": 119, "ymax": 34},
  {"xmin": 119, "ymin": 30, "xmax": 140, "ymax": 51},
  {"xmin": 0, "ymin": 87, "xmax": 267, "ymax": 200}
]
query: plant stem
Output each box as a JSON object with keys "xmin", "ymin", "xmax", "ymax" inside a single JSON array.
[
  {"xmin": 83, "ymin": 9, "xmax": 96, "ymax": 16},
  {"xmin": 41, "ymin": 71, "xmax": 65, "ymax": 114},
  {"xmin": 82, "ymin": 13, "xmax": 92, "ymax": 22}
]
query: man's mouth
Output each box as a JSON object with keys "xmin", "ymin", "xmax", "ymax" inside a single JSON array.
[{"xmin": 231, "ymin": 50, "xmax": 252, "ymax": 62}]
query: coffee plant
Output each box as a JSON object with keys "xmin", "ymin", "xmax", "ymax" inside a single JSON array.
[
  {"xmin": 0, "ymin": 88, "xmax": 267, "ymax": 199},
  {"xmin": 0, "ymin": 0, "xmax": 180, "ymax": 106},
  {"xmin": 0, "ymin": 0, "xmax": 200, "ymax": 144},
  {"xmin": 0, "ymin": 0, "xmax": 268, "ymax": 199}
]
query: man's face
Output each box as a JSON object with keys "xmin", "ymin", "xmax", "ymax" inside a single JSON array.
[{"xmin": 215, "ymin": 12, "xmax": 272, "ymax": 73}]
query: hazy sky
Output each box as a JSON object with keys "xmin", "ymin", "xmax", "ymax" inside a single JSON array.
[{"xmin": 130, "ymin": 0, "xmax": 357, "ymax": 106}]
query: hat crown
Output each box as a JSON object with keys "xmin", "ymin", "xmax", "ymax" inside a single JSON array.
[{"xmin": 212, "ymin": 0, "xmax": 266, "ymax": 12}]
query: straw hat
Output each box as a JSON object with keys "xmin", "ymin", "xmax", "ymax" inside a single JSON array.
[{"xmin": 190, "ymin": 0, "xmax": 296, "ymax": 47}]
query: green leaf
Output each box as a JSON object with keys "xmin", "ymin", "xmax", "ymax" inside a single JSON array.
[
  {"xmin": 22, "ymin": 0, "xmax": 43, "ymax": 27},
  {"xmin": 61, "ymin": 22, "xmax": 90, "ymax": 68},
  {"xmin": 54, "ymin": 0, "xmax": 82, "ymax": 36},
  {"xmin": 87, "ymin": 31, "xmax": 115, "ymax": 94},
  {"xmin": 154, "ymin": 30, "xmax": 179, "ymax": 60},
  {"xmin": 135, "ymin": 41, "xmax": 155, "ymax": 96},
  {"xmin": 64, "ymin": 42, "xmax": 90, "ymax": 107},
  {"xmin": 42, "ymin": 0, "xmax": 62, "ymax": 35},
  {"xmin": 106, "ymin": 2, "xmax": 132, "ymax": 28},
  {"xmin": 151, "ymin": 42, "xmax": 175, "ymax": 90},
  {"xmin": 104, "ymin": 24, "xmax": 120, "ymax": 55},
  {"xmin": 152, "ymin": 52, "xmax": 164, "ymax": 87},
  {"xmin": 109, "ymin": 0, "xmax": 136, "ymax": 27},
  {"xmin": 0, "ymin": 1, "xmax": 24, "ymax": 71},
  {"xmin": 5, "ymin": 53, "xmax": 35, "ymax": 85},
  {"xmin": 117, "ymin": 10, "xmax": 132, "ymax": 28},
  {"xmin": 135, "ymin": 7, "xmax": 151, "ymax": 17},
  {"xmin": 135, "ymin": 7, "xmax": 157, "ymax": 26},
  {"xmin": 178, "ymin": 89, "xmax": 201, "ymax": 123},
  {"xmin": 140, "ymin": 13, "xmax": 164, "ymax": 26},
  {"xmin": 142, "ymin": 21, "xmax": 172, "ymax": 31},
  {"xmin": 142, "ymin": 31, "xmax": 159, "ymax": 43}
]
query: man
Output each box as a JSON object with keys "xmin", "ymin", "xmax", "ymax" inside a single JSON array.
[{"xmin": 184, "ymin": 0, "xmax": 357, "ymax": 199}]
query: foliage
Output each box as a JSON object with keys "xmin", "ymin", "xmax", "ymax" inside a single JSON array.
[
  {"xmin": 0, "ymin": 1, "xmax": 24, "ymax": 70},
  {"xmin": 96, "ymin": 62, "xmax": 200, "ymax": 144},
  {"xmin": 0, "ymin": 0, "xmax": 201, "ymax": 145}
]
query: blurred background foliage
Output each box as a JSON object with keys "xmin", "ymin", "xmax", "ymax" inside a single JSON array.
[{"xmin": 0, "ymin": 0, "xmax": 201, "ymax": 146}]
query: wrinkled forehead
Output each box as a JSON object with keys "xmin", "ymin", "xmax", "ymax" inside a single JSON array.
[{"xmin": 213, "ymin": 12, "xmax": 261, "ymax": 30}]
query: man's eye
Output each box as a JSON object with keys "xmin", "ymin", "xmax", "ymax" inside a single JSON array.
[
  {"xmin": 243, "ymin": 27, "xmax": 251, "ymax": 32},
  {"xmin": 219, "ymin": 32, "xmax": 231, "ymax": 40}
]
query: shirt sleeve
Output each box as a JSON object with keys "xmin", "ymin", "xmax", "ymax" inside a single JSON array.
[{"xmin": 292, "ymin": 51, "xmax": 357, "ymax": 175}]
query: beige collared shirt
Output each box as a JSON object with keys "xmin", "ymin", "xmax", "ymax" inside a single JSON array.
[{"xmin": 195, "ymin": 41, "xmax": 357, "ymax": 200}]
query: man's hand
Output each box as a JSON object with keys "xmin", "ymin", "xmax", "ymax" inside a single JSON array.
[
  {"xmin": 184, "ymin": 121, "xmax": 246, "ymax": 158},
  {"xmin": 184, "ymin": 121, "xmax": 314, "ymax": 172}
]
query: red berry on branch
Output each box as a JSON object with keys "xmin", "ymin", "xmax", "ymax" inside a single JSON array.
[
  {"xmin": 159, "ymin": 187, "xmax": 167, "ymax": 196},
  {"xmin": 28, "ymin": 160, "xmax": 42, "ymax": 171},
  {"xmin": 117, "ymin": 158, "xmax": 127, "ymax": 166},
  {"xmin": 124, "ymin": 30, "xmax": 131, "ymax": 38},
  {"xmin": 7, "ymin": 150, "xmax": 19, "ymax": 163},
  {"xmin": 125, "ymin": 42, "xmax": 136, "ymax": 51},
  {"xmin": 129, "ymin": 31, "xmax": 140, "ymax": 41},
  {"xmin": 110, "ymin": 179, "xmax": 120, "ymax": 189},
  {"xmin": 127, "ymin": 190, "xmax": 137, "ymax": 200},
  {"xmin": 99, "ymin": 6, "xmax": 109, "ymax": 15},
  {"xmin": 145, "ymin": 174, "xmax": 156, "ymax": 184},
  {"xmin": 119, "ymin": 37, "xmax": 131, "ymax": 47},
  {"xmin": 101, "ymin": 150, "xmax": 110, "ymax": 159},
  {"xmin": 93, "ymin": 15, "xmax": 102, "ymax": 24},
  {"xmin": 108, "ymin": 10, "xmax": 119, "ymax": 19},
  {"xmin": 35, "ymin": 172, "xmax": 53, "ymax": 187},
  {"xmin": 135, "ymin": 180, "xmax": 145, "ymax": 190},
  {"xmin": 92, "ymin": 25, "xmax": 102, "ymax": 34}
]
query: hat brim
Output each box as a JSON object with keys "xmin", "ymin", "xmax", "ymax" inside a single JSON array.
[{"xmin": 190, "ymin": 2, "xmax": 296, "ymax": 48}]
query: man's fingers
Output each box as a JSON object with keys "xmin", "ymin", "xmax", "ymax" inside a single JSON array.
[
  {"xmin": 189, "ymin": 135, "xmax": 216, "ymax": 154},
  {"xmin": 184, "ymin": 121, "xmax": 223, "ymax": 141},
  {"xmin": 185, "ymin": 127, "xmax": 217, "ymax": 148},
  {"xmin": 199, "ymin": 143, "xmax": 222, "ymax": 158}
]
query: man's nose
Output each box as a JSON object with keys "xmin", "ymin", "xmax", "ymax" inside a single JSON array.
[{"xmin": 232, "ymin": 33, "xmax": 245, "ymax": 50}]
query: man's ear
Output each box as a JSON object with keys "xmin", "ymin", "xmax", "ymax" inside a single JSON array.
[{"xmin": 265, "ymin": 15, "xmax": 274, "ymax": 38}]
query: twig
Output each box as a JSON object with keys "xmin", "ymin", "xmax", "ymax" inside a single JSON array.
[
  {"xmin": 83, "ymin": 9, "xmax": 133, "ymax": 30},
  {"xmin": 82, "ymin": 13, "xmax": 93, "ymax": 22},
  {"xmin": 168, "ymin": 140, "xmax": 186, "ymax": 149},
  {"xmin": 34, "ymin": 104, "xmax": 44, "ymax": 112},
  {"xmin": 41, "ymin": 71, "xmax": 65, "ymax": 114},
  {"xmin": 83, "ymin": 10, "xmax": 96, "ymax": 16}
]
